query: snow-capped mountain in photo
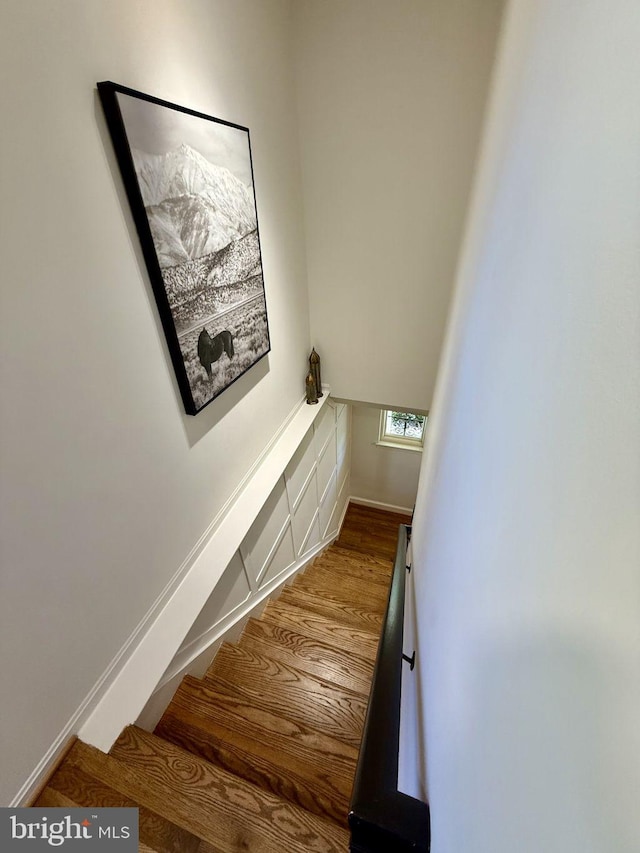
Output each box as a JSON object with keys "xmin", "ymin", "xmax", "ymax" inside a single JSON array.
[{"xmin": 132, "ymin": 144, "xmax": 257, "ymax": 267}]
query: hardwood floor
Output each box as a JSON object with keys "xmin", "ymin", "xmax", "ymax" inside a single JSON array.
[
  {"xmin": 335, "ymin": 502, "xmax": 412, "ymax": 561},
  {"xmin": 35, "ymin": 501, "xmax": 409, "ymax": 851}
]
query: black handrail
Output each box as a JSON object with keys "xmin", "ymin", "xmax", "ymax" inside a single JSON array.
[{"xmin": 348, "ymin": 524, "xmax": 430, "ymax": 852}]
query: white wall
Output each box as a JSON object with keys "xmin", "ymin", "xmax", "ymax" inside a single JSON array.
[
  {"xmin": 0, "ymin": 0, "xmax": 310, "ymax": 806},
  {"xmin": 411, "ymin": 1, "xmax": 640, "ymax": 851},
  {"xmin": 350, "ymin": 405, "xmax": 421, "ymax": 512},
  {"xmin": 293, "ymin": 0, "xmax": 503, "ymax": 411}
]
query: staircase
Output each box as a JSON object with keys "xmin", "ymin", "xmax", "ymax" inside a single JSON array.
[{"xmin": 34, "ymin": 503, "xmax": 410, "ymax": 852}]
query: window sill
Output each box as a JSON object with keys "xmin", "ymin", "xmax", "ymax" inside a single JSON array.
[{"xmin": 375, "ymin": 440, "xmax": 424, "ymax": 453}]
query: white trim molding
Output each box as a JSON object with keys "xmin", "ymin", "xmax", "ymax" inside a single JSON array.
[{"xmin": 349, "ymin": 496, "xmax": 414, "ymax": 516}]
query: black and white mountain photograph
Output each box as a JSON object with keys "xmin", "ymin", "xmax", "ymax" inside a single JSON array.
[{"xmin": 100, "ymin": 83, "xmax": 270, "ymax": 414}]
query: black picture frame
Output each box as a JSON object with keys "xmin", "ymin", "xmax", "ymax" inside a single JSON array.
[{"xmin": 97, "ymin": 81, "xmax": 271, "ymax": 415}]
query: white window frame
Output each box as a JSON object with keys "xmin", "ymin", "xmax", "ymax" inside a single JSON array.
[{"xmin": 377, "ymin": 409, "xmax": 427, "ymax": 452}]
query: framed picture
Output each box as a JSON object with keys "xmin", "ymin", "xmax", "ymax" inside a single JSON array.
[{"xmin": 97, "ymin": 81, "xmax": 271, "ymax": 415}]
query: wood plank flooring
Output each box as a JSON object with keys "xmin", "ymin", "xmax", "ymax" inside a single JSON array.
[{"xmin": 34, "ymin": 501, "xmax": 409, "ymax": 851}]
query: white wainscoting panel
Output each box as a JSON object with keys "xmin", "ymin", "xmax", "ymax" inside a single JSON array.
[
  {"xmin": 240, "ymin": 476, "xmax": 290, "ymax": 585},
  {"xmin": 301, "ymin": 515, "xmax": 321, "ymax": 555},
  {"xmin": 337, "ymin": 403, "xmax": 349, "ymax": 465},
  {"xmin": 325, "ymin": 500, "xmax": 343, "ymax": 542},
  {"xmin": 337, "ymin": 445, "xmax": 350, "ymax": 491},
  {"xmin": 337, "ymin": 461, "xmax": 350, "ymax": 509},
  {"xmin": 291, "ymin": 472, "xmax": 320, "ymax": 556},
  {"xmin": 314, "ymin": 403, "xmax": 336, "ymax": 457},
  {"xmin": 259, "ymin": 525, "xmax": 297, "ymax": 588},
  {"xmin": 180, "ymin": 551, "xmax": 251, "ymax": 648},
  {"xmin": 319, "ymin": 471, "xmax": 338, "ymax": 538},
  {"xmin": 317, "ymin": 432, "xmax": 337, "ymax": 498},
  {"xmin": 331, "ymin": 454, "xmax": 351, "ymax": 540},
  {"xmin": 285, "ymin": 426, "xmax": 317, "ymax": 509}
]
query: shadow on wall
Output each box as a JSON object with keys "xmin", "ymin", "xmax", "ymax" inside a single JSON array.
[{"xmin": 183, "ymin": 356, "xmax": 270, "ymax": 446}]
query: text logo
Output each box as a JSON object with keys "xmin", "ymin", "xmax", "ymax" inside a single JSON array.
[{"xmin": 1, "ymin": 809, "xmax": 138, "ymax": 850}]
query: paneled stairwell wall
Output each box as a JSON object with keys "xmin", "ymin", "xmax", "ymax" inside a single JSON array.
[{"xmin": 137, "ymin": 399, "xmax": 352, "ymax": 730}]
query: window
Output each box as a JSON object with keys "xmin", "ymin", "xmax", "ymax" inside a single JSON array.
[{"xmin": 377, "ymin": 409, "xmax": 427, "ymax": 451}]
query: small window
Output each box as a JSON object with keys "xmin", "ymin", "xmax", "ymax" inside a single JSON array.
[{"xmin": 378, "ymin": 409, "xmax": 427, "ymax": 451}]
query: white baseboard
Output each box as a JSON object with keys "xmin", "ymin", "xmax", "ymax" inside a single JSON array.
[{"xmin": 349, "ymin": 495, "xmax": 413, "ymax": 516}]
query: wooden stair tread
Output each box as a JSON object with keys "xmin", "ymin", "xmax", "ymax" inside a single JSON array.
[
  {"xmin": 335, "ymin": 504, "xmax": 410, "ymax": 560},
  {"xmin": 38, "ymin": 760, "xmax": 212, "ymax": 853},
  {"xmin": 36, "ymin": 787, "xmax": 80, "ymax": 808},
  {"xmin": 161, "ymin": 675, "xmax": 358, "ymax": 765},
  {"xmin": 261, "ymin": 598, "xmax": 380, "ymax": 661},
  {"xmin": 278, "ymin": 585, "xmax": 383, "ymax": 632},
  {"xmin": 155, "ymin": 712, "xmax": 350, "ymax": 827},
  {"xmin": 317, "ymin": 545, "xmax": 393, "ymax": 571},
  {"xmin": 340, "ymin": 502, "xmax": 411, "ymax": 524},
  {"xmin": 156, "ymin": 677, "xmax": 355, "ymax": 825},
  {"xmin": 66, "ymin": 729, "xmax": 349, "ymax": 853},
  {"xmin": 304, "ymin": 553, "xmax": 391, "ymax": 582},
  {"xmin": 293, "ymin": 573, "xmax": 388, "ymax": 613},
  {"xmin": 338, "ymin": 503, "xmax": 411, "ymax": 528},
  {"xmin": 204, "ymin": 644, "xmax": 367, "ymax": 748},
  {"xmin": 307, "ymin": 555, "xmax": 392, "ymax": 588},
  {"xmin": 303, "ymin": 554, "xmax": 393, "ymax": 589},
  {"xmin": 239, "ymin": 617, "xmax": 374, "ymax": 697}
]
